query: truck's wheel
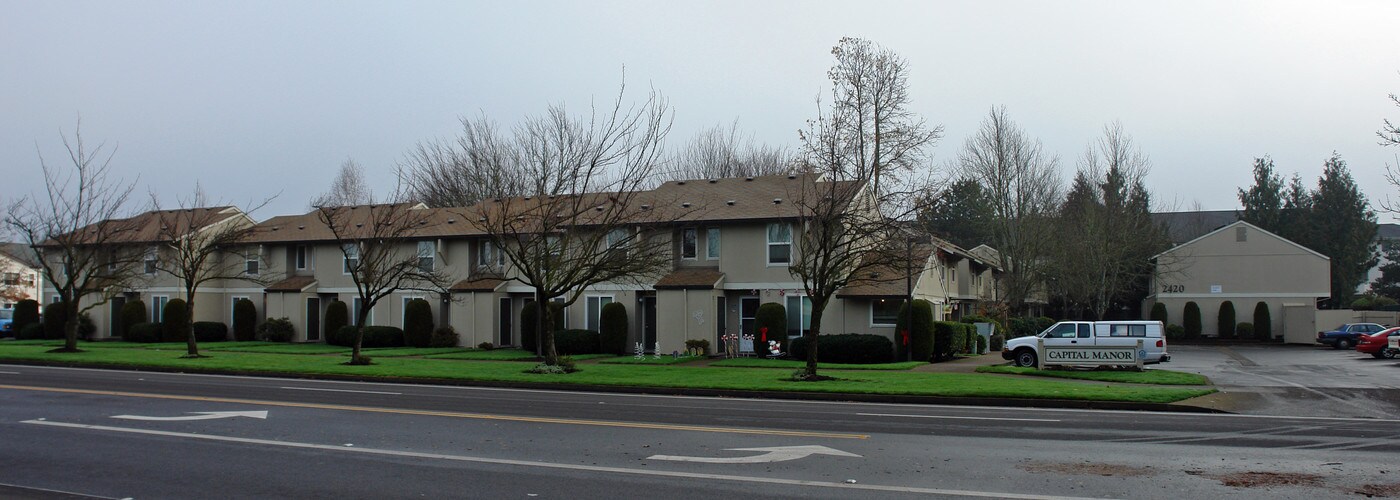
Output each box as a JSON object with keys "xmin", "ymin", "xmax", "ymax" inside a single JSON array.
[
  {"xmin": 1335, "ymin": 339, "xmax": 1352, "ymax": 350},
  {"xmin": 1014, "ymin": 349, "xmax": 1037, "ymax": 368}
]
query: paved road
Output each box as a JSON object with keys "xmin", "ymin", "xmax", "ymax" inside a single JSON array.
[
  {"xmin": 1166, "ymin": 345, "xmax": 1400, "ymax": 418},
  {"xmin": 2, "ymin": 364, "xmax": 1399, "ymax": 499}
]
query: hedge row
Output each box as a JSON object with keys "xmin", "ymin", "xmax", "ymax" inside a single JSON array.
[
  {"xmin": 329, "ymin": 325, "xmax": 405, "ymax": 348},
  {"xmin": 788, "ymin": 334, "xmax": 893, "ymax": 364}
]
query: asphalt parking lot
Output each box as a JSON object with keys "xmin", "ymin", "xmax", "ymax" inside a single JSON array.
[{"xmin": 1167, "ymin": 344, "xmax": 1400, "ymax": 418}]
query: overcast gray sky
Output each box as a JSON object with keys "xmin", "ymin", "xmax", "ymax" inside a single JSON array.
[{"xmin": 4, "ymin": 0, "xmax": 1399, "ymax": 220}]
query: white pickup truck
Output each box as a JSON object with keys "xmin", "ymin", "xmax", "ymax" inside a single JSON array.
[{"xmin": 1001, "ymin": 320, "xmax": 1171, "ymax": 368}]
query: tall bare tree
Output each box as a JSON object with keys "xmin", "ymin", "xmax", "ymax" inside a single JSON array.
[
  {"xmin": 825, "ymin": 37, "xmax": 942, "ymax": 194},
  {"xmin": 149, "ymin": 185, "xmax": 276, "ymax": 357},
  {"xmin": 462, "ymin": 83, "xmax": 679, "ymax": 368},
  {"xmin": 313, "ymin": 185, "xmax": 453, "ymax": 364},
  {"xmin": 784, "ymin": 38, "xmax": 940, "ymax": 379},
  {"xmin": 398, "ymin": 115, "xmax": 529, "ymax": 207},
  {"xmin": 315, "ymin": 159, "xmax": 373, "ymax": 208},
  {"xmin": 1380, "ymin": 86, "xmax": 1400, "ymax": 213},
  {"xmin": 958, "ymin": 106, "xmax": 1062, "ymax": 315},
  {"xmin": 664, "ymin": 120, "xmax": 790, "ymax": 180},
  {"xmin": 4, "ymin": 122, "xmax": 145, "ymax": 352}
]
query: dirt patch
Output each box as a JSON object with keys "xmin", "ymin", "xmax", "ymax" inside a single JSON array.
[
  {"xmin": 1018, "ymin": 461, "xmax": 1157, "ymax": 477},
  {"xmin": 1197, "ymin": 471, "xmax": 1325, "ymax": 489},
  {"xmin": 1353, "ymin": 483, "xmax": 1400, "ymax": 497}
]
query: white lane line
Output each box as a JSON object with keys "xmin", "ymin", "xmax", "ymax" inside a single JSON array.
[
  {"xmin": 280, "ymin": 386, "xmax": 401, "ymax": 395},
  {"xmin": 24, "ymin": 420, "xmax": 1109, "ymax": 500},
  {"xmin": 0, "ymin": 371, "xmax": 21, "ymax": 375},
  {"xmin": 0, "ymin": 480, "xmax": 119, "ymax": 499},
  {"xmin": 858, "ymin": 412, "xmax": 1061, "ymax": 422}
]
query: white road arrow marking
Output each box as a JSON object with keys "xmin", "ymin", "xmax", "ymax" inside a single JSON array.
[
  {"xmin": 112, "ymin": 410, "xmax": 268, "ymax": 421},
  {"xmin": 648, "ymin": 445, "xmax": 861, "ymax": 464}
]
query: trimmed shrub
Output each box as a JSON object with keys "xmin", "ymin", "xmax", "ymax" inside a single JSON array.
[
  {"xmin": 1166, "ymin": 324, "xmax": 1186, "ymax": 340},
  {"xmin": 989, "ymin": 333, "xmax": 1005, "ymax": 352},
  {"xmin": 256, "ymin": 317, "xmax": 295, "ymax": 342},
  {"xmin": 430, "ymin": 326, "xmax": 459, "ymax": 347},
  {"xmin": 787, "ymin": 334, "xmax": 894, "ymax": 364},
  {"xmin": 13, "ymin": 299, "xmax": 40, "ymax": 332},
  {"xmin": 1253, "ymin": 302, "xmax": 1272, "ymax": 341},
  {"xmin": 330, "ymin": 325, "xmax": 404, "ymax": 348},
  {"xmin": 1236, "ymin": 322, "xmax": 1254, "ymax": 339},
  {"xmin": 162, "ymin": 299, "xmax": 190, "ymax": 342},
  {"xmin": 1007, "ymin": 317, "xmax": 1038, "ymax": 338},
  {"xmin": 1217, "ymin": 301, "xmax": 1236, "ymax": 339},
  {"xmin": 932, "ymin": 321, "xmax": 961, "ymax": 361},
  {"xmin": 18, "ymin": 322, "xmax": 44, "ymax": 340},
  {"xmin": 1035, "ymin": 317, "xmax": 1055, "ymax": 332},
  {"xmin": 192, "ymin": 322, "xmax": 228, "ymax": 342},
  {"xmin": 234, "ymin": 298, "xmax": 258, "ymax": 341},
  {"xmin": 754, "ymin": 302, "xmax": 787, "ymax": 357},
  {"xmin": 555, "ymin": 329, "xmax": 601, "ymax": 355},
  {"xmin": 1351, "ymin": 296, "xmax": 1374, "ymax": 310},
  {"xmin": 403, "ymin": 298, "xmax": 435, "ymax": 348},
  {"xmin": 520, "ymin": 301, "xmax": 564, "ymax": 354},
  {"xmin": 76, "ymin": 313, "xmax": 96, "ymax": 340},
  {"xmin": 42, "ymin": 302, "xmax": 67, "ymax": 340},
  {"xmin": 899, "ymin": 299, "xmax": 936, "ymax": 362},
  {"xmin": 1183, "ymin": 302, "xmax": 1202, "ymax": 339},
  {"xmin": 120, "ymin": 300, "xmax": 148, "ymax": 340},
  {"xmin": 1150, "ymin": 303, "xmax": 1168, "ymax": 325},
  {"xmin": 976, "ymin": 334, "xmax": 988, "ymax": 354},
  {"xmin": 1374, "ymin": 296, "xmax": 1399, "ymax": 309},
  {"xmin": 599, "ymin": 302, "xmax": 629, "ymax": 355},
  {"xmin": 125, "ymin": 322, "xmax": 162, "ymax": 343},
  {"xmin": 477, "ymin": 342, "xmax": 494, "ymax": 350}
]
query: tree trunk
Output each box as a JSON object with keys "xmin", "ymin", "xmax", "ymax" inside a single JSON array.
[
  {"xmin": 538, "ymin": 291, "xmax": 560, "ymax": 366},
  {"xmin": 804, "ymin": 298, "xmax": 830, "ymax": 377},
  {"xmin": 62, "ymin": 299, "xmax": 80, "ymax": 352},
  {"xmin": 185, "ymin": 292, "xmax": 200, "ymax": 357},
  {"xmin": 351, "ymin": 308, "xmax": 368, "ymax": 364}
]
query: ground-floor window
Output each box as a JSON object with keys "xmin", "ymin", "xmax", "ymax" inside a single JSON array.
[
  {"xmin": 152, "ymin": 296, "xmax": 169, "ymax": 323},
  {"xmin": 230, "ymin": 296, "xmax": 249, "ymax": 325},
  {"xmin": 870, "ymin": 298, "xmax": 901, "ymax": 327},
  {"xmin": 785, "ymin": 295, "xmax": 812, "ymax": 338},
  {"xmin": 585, "ymin": 295, "xmax": 613, "ymax": 332},
  {"xmin": 352, "ymin": 297, "xmax": 374, "ymax": 326}
]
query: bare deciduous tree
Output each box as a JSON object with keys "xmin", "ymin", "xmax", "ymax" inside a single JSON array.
[
  {"xmin": 315, "ymin": 159, "xmax": 373, "ymax": 208},
  {"xmin": 149, "ymin": 185, "xmax": 276, "ymax": 357},
  {"xmin": 398, "ymin": 115, "xmax": 529, "ymax": 207},
  {"xmin": 4, "ymin": 122, "xmax": 144, "ymax": 352},
  {"xmin": 1380, "ymin": 87, "xmax": 1400, "ymax": 213},
  {"xmin": 664, "ymin": 119, "xmax": 790, "ymax": 180},
  {"xmin": 313, "ymin": 186, "xmax": 453, "ymax": 364},
  {"xmin": 463, "ymin": 83, "xmax": 679, "ymax": 368},
  {"xmin": 958, "ymin": 106, "xmax": 1062, "ymax": 315}
]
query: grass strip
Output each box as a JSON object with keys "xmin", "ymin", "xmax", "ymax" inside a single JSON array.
[
  {"xmin": 356, "ymin": 347, "xmax": 471, "ymax": 357},
  {"xmin": 206, "ymin": 343, "xmax": 350, "ymax": 355},
  {"xmin": 710, "ymin": 358, "xmax": 925, "ymax": 371},
  {"xmin": 597, "ymin": 355, "xmax": 704, "ymax": 365},
  {"xmin": 976, "ymin": 365, "xmax": 1212, "ymax": 385},
  {"xmin": 0, "ymin": 345, "xmax": 1213, "ymax": 403}
]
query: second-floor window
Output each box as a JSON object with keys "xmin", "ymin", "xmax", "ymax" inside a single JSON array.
[
  {"xmin": 478, "ymin": 240, "xmax": 504, "ymax": 267},
  {"xmin": 343, "ymin": 244, "xmax": 359, "ymax": 274},
  {"xmin": 681, "ymin": 228, "xmax": 697, "ymax": 259},
  {"xmin": 245, "ymin": 254, "xmax": 260, "ymax": 275},
  {"xmin": 144, "ymin": 249, "xmax": 158, "ymax": 275},
  {"xmin": 767, "ymin": 223, "xmax": 791, "ymax": 265},
  {"xmin": 706, "ymin": 228, "xmax": 720, "ymax": 260},
  {"xmin": 295, "ymin": 245, "xmax": 308, "ymax": 270},
  {"xmin": 417, "ymin": 241, "xmax": 435, "ymax": 273},
  {"xmin": 607, "ymin": 228, "xmax": 629, "ymax": 249}
]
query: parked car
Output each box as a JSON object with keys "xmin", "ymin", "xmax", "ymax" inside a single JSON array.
[
  {"xmin": 1316, "ymin": 323, "xmax": 1386, "ymax": 349},
  {"xmin": 1002, "ymin": 320, "xmax": 1170, "ymax": 368},
  {"xmin": 1356, "ymin": 327, "xmax": 1400, "ymax": 359},
  {"xmin": 0, "ymin": 309, "xmax": 12, "ymax": 337}
]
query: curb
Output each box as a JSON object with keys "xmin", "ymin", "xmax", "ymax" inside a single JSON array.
[{"xmin": 0, "ymin": 358, "xmax": 1228, "ymax": 414}]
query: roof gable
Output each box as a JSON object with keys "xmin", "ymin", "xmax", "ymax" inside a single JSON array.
[{"xmin": 1152, "ymin": 220, "xmax": 1329, "ymax": 261}]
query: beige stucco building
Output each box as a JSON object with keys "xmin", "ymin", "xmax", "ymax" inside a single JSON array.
[
  {"xmin": 0, "ymin": 243, "xmax": 43, "ymax": 310},
  {"xmin": 1144, "ymin": 220, "xmax": 1330, "ymax": 342}
]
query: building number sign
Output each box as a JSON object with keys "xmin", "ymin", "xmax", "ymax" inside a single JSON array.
[{"xmin": 1160, "ymin": 284, "xmax": 1184, "ymax": 293}]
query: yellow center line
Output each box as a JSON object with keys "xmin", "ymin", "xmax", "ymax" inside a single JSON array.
[{"xmin": 0, "ymin": 384, "xmax": 869, "ymax": 439}]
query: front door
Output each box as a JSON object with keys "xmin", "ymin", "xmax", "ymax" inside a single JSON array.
[
  {"xmin": 740, "ymin": 296, "xmax": 759, "ymax": 337},
  {"xmin": 641, "ymin": 296, "xmax": 657, "ymax": 350},
  {"xmin": 499, "ymin": 297, "xmax": 512, "ymax": 346},
  {"xmin": 306, "ymin": 297, "xmax": 321, "ymax": 342},
  {"xmin": 109, "ymin": 297, "xmax": 126, "ymax": 339}
]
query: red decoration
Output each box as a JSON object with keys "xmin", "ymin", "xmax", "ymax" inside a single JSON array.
[
  {"xmin": 901, "ymin": 329, "xmax": 909, "ymax": 346},
  {"xmin": 760, "ymin": 327, "xmax": 768, "ymax": 343}
]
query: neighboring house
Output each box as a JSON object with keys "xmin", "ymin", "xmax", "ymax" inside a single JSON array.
[
  {"xmin": 1144, "ymin": 220, "xmax": 1330, "ymax": 342},
  {"xmin": 0, "ymin": 243, "xmax": 43, "ymax": 309}
]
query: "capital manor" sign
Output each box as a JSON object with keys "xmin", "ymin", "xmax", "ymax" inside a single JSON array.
[{"xmin": 1036, "ymin": 339, "xmax": 1144, "ymax": 370}]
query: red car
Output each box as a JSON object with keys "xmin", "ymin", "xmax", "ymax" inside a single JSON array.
[{"xmin": 1356, "ymin": 327, "xmax": 1400, "ymax": 359}]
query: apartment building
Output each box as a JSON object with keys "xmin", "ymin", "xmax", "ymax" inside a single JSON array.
[{"xmin": 0, "ymin": 243, "xmax": 43, "ymax": 309}]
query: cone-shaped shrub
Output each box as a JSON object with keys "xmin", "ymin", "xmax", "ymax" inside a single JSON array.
[{"xmin": 754, "ymin": 302, "xmax": 787, "ymax": 357}]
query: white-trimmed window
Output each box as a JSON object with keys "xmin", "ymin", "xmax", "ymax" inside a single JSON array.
[
  {"xmin": 295, "ymin": 245, "xmax": 309, "ymax": 270},
  {"xmin": 680, "ymin": 228, "xmax": 697, "ymax": 259},
  {"xmin": 870, "ymin": 299, "xmax": 900, "ymax": 327},
  {"xmin": 706, "ymin": 228, "xmax": 720, "ymax": 260},
  {"xmin": 352, "ymin": 297, "xmax": 373, "ymax": 326},
  {"xmin": 144, "ymin": 248, "xmax": 158, "ymax": 275},
  {"xmin": 478, "ymin": 240, "xmax": 504, "ymax": 267},
  {"xmin": 585, "ymin": 295, "xmax": 614, "ymax": 332},
  {"xmin": 767, "ymin": 223, "xmax": 792, "ymax": 265},
  {"xmin": 417, "ymin": 241, "xmax": 436, "ymax": 273},
  {"xmin": 546, "ymin": 235, "xmax": 562, "ymax": 260},
  {"xmin": 607, "ymin": 228, "xmax": 629, "ymax": 249},
  {"xmin": 402, "ymin": 296, "xmax": 425, "ymax": 328},
  {"xmin": 343, "ymin": 243, "xmax": 359, "ymax": 274},
  {"xmin": 152, "ymin": 295, "xmax": 169, "ymax": 323},
  {"xmin": 785, "ymin": 295, "xmax": 812, "ymax": 338},
  {"xmin": 245, "ymin": 253, "xmax": 260, "ymax": 275},
  {"xmin": 230, "ymin": 296, "xmax": 249, "ymax": 325}
]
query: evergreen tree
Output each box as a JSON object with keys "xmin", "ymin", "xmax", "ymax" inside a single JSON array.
[
  {"xmin": 1237, "ymin": 157, "xmax": 1284, "ymax": 231},
  {"xmin": 1278, "ymin": 173, "xmax": 1315, "ymax": 248},
  {"xmin": 1309, "ymin": 153, "xmax": 1379, "ymax": 308},
  {"xmin": 1371, "ymin": 240, "xmax": 1400, "ymax": 300},
  {"xmin": 920, "ymin": 177, "xmax": 994, "ymax": 248}
]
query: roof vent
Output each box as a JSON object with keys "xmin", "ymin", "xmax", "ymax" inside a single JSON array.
[
  {"xmin": 524, "ymin": 196, "xmax": 532, "ymax": 201},
  {"xmin": 681, "ymin": 202, "xmax": 692, "ymax": 208},
  {"xmin": 595, "ymin": 206, "xmax": 604, "ymax": 212},
  {"xmin": 677, "ymin": 180, "xmax": 686, "ymax": 185},
  {"xmin": 447, "ymin": 218, "xmax": 456, "ymax": 224},
  {"xmin": 772, "ymin": 198, "xmax": 782, "ymax": 204},
  {"xmin": 745, "ymin": 177, "xmax": 754, "ymax": 181},
  {"xmin": 479, "ymin": 217, "xmax": 487, "ymax": 222},
  {"xmin": 641, "ymin": 204, "xmax": 651, "ymax": 210},
  {"xmin": 297, "ymin": 225, "xmax": 304, "ymax": 230},
  {"xmin": 271, "ymin": 227, "xmax": 280, "ymax": 231},
  {"xmin": 355, "ymin": 223, "xmax": 363, "ymax": 228},
  {"xmin": 726, "ymin": 200, "xmax": 735, "ymax": 206},
  {"xmin": 708, "ymin": 179, "xmax": 717, "ymax": 184},
  {"xmin": 493, "ymin": 198, "xmax": 501, "ymax": 202},
  {"xmin": 787, "ymin": 174, "xmax": 797, "ymax": 180}
]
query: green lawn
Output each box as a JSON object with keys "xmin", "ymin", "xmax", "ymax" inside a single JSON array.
[
  {"xmin": 976, "ymin": 365, "xmax": 1212, "ymax": 385},
  {"xmin": 598, "ymin": 355, "xmax": 704, "ymax": 365},
  {"xmin": 0, "ymin": 344, "xmax": 1213, "ymax": 403},
  {"xmin": 206, "ymin": 343, "xmax": 350, "ymax": 354},
  {"xmin": 357, "ymin": 347, "xmax": 471, "ymax": 358},
  {"xmin": 0, "ymin": 340, "xmax": 282, "ymax": 350},
  {"xmin": 710, "ymin": 358, "xmax": 925, "ymax": 371}
]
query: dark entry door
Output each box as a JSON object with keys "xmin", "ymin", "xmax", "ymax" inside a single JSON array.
[
  {"xmin": 641, "ymin": 296, "xmax": 657, "ymax": 350},
  {"xmin": 306, "ymin": 297, "xmax": 321, "ymax": 342},
  {"xmin": 740, "ymin": 297, "xmax": 759, "ymax": 337},
  {"xmin": 499, "ymin": 297, "xmax": 512, "ymax": 346},
  {"xmin": 109, "ymin": 297, "xmax": 126, "ymax": 339}
]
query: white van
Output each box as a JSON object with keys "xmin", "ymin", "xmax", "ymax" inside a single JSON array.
[{"xmin": 1001, "ymin": 320, "xmax": 1171, "ymax": 368}]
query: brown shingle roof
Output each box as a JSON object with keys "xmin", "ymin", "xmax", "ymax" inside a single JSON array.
[
  {"xmin": 264, "ymin": 276, "xmax": 317, "ymax": 292},
  {"xmin": 243, "ymin": 203, "xmax": 482, "ymax": 244},
  {"xmin": 837, "ymin": 244, "xmax": 936, "ymax": 298},
  {"xmin": 0, "ymin": 243, "xmax": 40, "ymax": 268},
  {"xmin": 643, "ymin": 174, "xmax": 864, "ymax": 224},
  {"xmin": 654, "ymin": 268, "xmax": 724, "ymax": 290},
  {"xmin": 448, "ymin": 276, "xmax": 506, "ymax": 292},
  {"xmin": 41, "ymin": 207, "xmax": 244, "ymax": 247}
]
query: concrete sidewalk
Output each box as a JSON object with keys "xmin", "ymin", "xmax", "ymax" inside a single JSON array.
[{"xmin": 911, "ymin": 353, "xmax": 1009, "ymax": 373}]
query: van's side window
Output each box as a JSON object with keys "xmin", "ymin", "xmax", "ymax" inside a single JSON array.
[
  {"xmin": 1077, "ymin": 324, "xmax": 1091, "ymax": 338},
  {"xmin": 1107, "ymin": 324, "xmax": 1148, "ymax": 337}
]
